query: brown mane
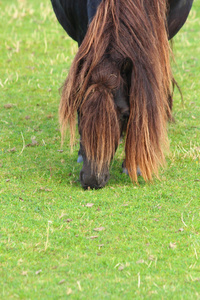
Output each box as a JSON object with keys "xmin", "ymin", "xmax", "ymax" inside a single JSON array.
[{"xmin": 60, "ymin": 0, "xmax": 173, "ymax": 182}]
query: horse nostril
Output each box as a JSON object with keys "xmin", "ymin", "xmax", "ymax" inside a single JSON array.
[
  {"xmin": 80, "ymin": 171, "xmax": 85, "ymax": 183},
  {"xmin": 97, "ymin": 174, "xmax": 109, "ymax": 187},
  {"xmin": 104, "ymin": 174, "xmax": 109, "ymax": 182},
  {"xmin": 80, "ymin": 169, "xmax": 109, "ymax": 189}
]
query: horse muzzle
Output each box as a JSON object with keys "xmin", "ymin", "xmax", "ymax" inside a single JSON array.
[{"xmin": 80, "ymin": 169, "xmax": 109, "ymax": 189}]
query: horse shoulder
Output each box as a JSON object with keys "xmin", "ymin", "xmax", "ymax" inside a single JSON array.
[
  {"xmin": 167, "ymin": 0, "xmax": 194, "ymax": 39},
  {"xmin": 50, "ymin": 0, "xmax": 88, "ymax": 44},
  {"xmin": 87, "ymin": 0, "xmax": 102, "ymax": 23}
]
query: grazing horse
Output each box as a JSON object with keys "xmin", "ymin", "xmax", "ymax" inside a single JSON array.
[{"xmin": 50, "ymin": 0, "xmax": 193, "ymax": 189}]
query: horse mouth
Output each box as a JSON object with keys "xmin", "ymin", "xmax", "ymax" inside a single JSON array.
[{"xmin": 80, "ymin": 171, "xmax": 109, "ymax": 190}]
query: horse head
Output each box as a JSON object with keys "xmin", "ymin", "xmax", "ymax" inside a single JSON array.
[{"xmin": 77, "ymin": 59, "xmax": 132, "ymax": 189}]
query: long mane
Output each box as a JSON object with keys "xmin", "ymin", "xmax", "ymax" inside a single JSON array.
[{"xmin": 60, "ymin": 0, "xmax": 173, "ymax": 181}]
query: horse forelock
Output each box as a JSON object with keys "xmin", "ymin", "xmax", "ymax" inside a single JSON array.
[{"xmin": 60, "ymin": 0, "xmax": 173, "ymax": 180}]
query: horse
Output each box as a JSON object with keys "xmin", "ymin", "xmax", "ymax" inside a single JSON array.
[{"xmin": 50, "ymin": 0, "xmax": 193, "ymax": 189}]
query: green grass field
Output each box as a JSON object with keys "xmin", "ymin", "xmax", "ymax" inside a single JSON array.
[{"xmin": 0, "ymin": 0, "xmax": 199, "ymax": 299}]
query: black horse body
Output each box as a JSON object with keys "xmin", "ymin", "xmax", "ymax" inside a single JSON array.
[
  {"xmin": 51, "ymin": 0, "xmax": 193, "ymax": 45},
  {"xmin": 51, "ymin": 0, "xmax": 193, "ymax": 189}
]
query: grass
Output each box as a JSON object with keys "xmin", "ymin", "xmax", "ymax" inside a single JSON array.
[{"xmin": 0, "ymin": 0, "xmax": 199, "ymax": 299}]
